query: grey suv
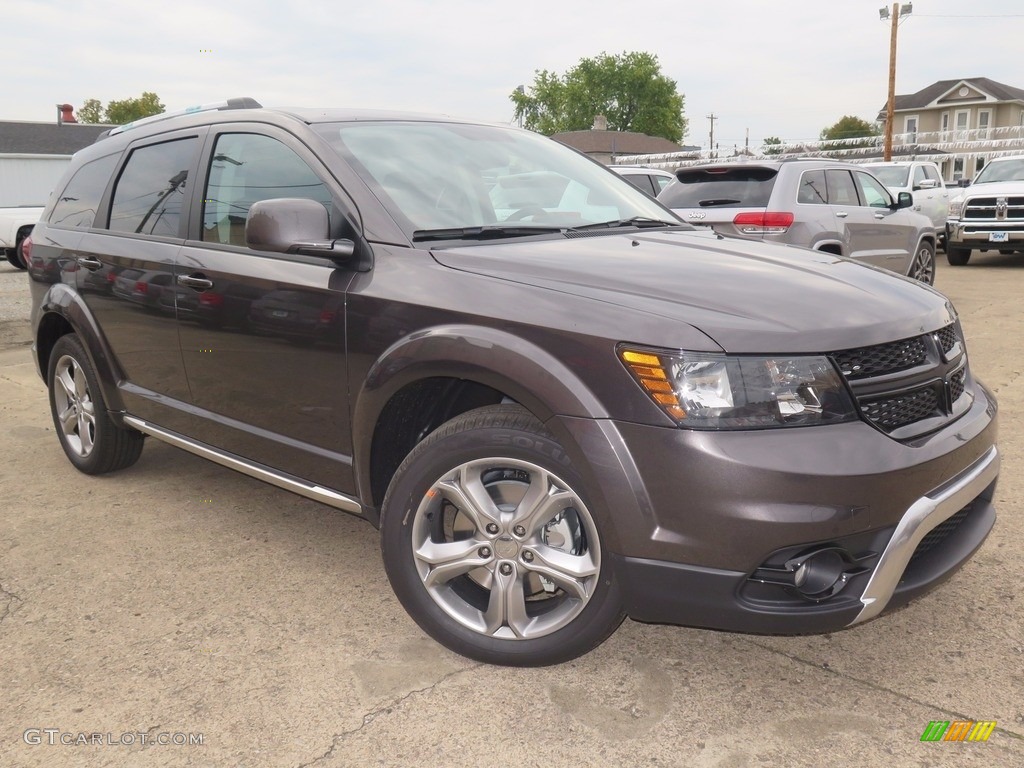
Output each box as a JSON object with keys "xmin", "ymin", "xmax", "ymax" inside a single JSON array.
[
  {"xmin": 659, "ymin": 159, "xmax": 939, "ymax": 284},
  {"xmin": 26, "ymin": 99, "xmax": 998, "ymax": 666}
]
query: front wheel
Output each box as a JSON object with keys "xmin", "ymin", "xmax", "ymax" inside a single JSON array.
[
  {"xmin": 380, "ymin": 404, "xmax": 624, "ymax": 666},
  {"xmin": 48, "ymin": 334, "xmax": 144, "ymax": 474},
  {"xmin": 908, "ymin": 241, "xmax": 936, "ymax": 284},
  {"xmin": 946, "ymin": 245, "xmax": 971, "ymax": 266}
]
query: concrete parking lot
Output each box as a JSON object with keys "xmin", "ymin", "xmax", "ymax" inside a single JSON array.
[{"xmin": 0, "ymin": 254, "xmax": 1021, "ymax": 768}]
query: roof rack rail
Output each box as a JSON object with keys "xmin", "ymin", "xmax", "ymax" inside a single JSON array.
[{"xmin": 105, "ymin": 97, "xmax": 263, "ymax": 138}]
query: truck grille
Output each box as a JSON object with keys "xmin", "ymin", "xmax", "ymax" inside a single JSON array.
[
  {"xmin": 831, "ymin": 323, "xmax": 969, "ymax": 437},
  {"xmin": 963, "ymin": 196, "xmax": 1024, "ymax": 221}
]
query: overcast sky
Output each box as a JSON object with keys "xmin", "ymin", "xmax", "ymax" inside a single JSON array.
[{"xmin": 7, "ymin": 0, "xmax": 1024, "ymax": 149}]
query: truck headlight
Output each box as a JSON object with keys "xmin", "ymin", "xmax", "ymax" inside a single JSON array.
[
  {"xmin": 619, "ymin": 347, "xmax": 857, "ymax": 429},
  {"xmin": 948, "ymin": 197, "xmax": 963, "ymax": 218}
]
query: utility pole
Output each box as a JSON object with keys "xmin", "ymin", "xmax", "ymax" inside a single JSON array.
[
  {"xmin": 707, "ymin": 113, "xmax": 717, "ymax": 157},
  {"xmin": 880, "ymin": 3, "xmax": 912, "ymax": 161}
]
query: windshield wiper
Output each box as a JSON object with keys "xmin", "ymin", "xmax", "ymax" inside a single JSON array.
[
  {"xmin": 412, "ymin": 225, "xmax": 564, "ymax": 242},
  {"xmin": 571, "ymin": 216, "xmax": 680, "ymax": 231},
  {"xmin": 698, "ymin": 198, "xmax": 742, "ymax": 207}
]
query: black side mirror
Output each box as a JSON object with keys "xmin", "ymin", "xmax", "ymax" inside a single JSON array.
[
  {"xmin": 895, "ymin": 191, "xmax": 913, "ymax": 209},
  {"xmin": 246, "ymin": 198, "xmax": 355, "ymax": 262},
  {"xmin": 957, "ymin": 178, "xmax": 971, "ymax": 188}
]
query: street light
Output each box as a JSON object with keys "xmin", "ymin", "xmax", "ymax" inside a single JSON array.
[{"xmin": 880, "ymin": 3, "xmax": 913, "ymax": 161}]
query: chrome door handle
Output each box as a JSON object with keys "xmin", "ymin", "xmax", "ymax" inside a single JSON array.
[
  {"xmin": 835, "ymin": 211, "xmax": 848, "ymax": 218},
  {"xmin": 76, "ymin": 257, "xmax": 103, "ymax": 270},
  {"xmin": 874, "ymin": 213, "xmax": 885, "ymax": 219},
  {"xmin": 177, "ymin": 274, "xmax": 214, "ymax": 290}
]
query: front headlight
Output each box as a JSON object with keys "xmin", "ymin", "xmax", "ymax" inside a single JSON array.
[
  {"xmin": 948, "ymin": 197, "xmax": 963, "ymax": 218},
  {"xmin": 619, "ymin": 347, "xmax": 857, "ymax": 429}
]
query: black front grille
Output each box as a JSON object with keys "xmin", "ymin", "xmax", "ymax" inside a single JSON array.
[
  {"xmin": 860, "ymin": 386, "xmax": 940, "ymax": 430},
  {"xmin": 963, "ymin": 196, "xmax": 1024, "ymax": 221},
  {"xmin": 834, "ymin": 323, "xmax": 966, "ymax": 436},
  {"xmin": 833, "ymin": 336, "xmax": 927, "ymax": 380},
  {"xmin": 936, "ymin": 325, "xmax": 957, "ymax": 354},
  {"xmin": 909, "ymin": 507, "xmax": 971, "ymax": 565}
]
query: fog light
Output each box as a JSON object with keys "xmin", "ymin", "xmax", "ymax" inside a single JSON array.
[{"xmin": 790, "ymin": 550, "xmax": 846, "ymax": 598}]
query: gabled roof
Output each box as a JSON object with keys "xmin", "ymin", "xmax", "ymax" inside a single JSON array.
[
  {"xmin": 0, "ymin": 121, "xmax": 111, "ymax": 155},
  {"xmin": 886, "ymin": 77, "xmax": 1024, "ymax": 113},
  {"xmin": 551, "ymin": 129, "xmax": 692, "ymax": 156}
]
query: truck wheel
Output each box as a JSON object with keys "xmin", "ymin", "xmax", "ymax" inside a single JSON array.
[
  {"xmin": 48, "ymin": 334, "xmax": 145, "ymax": 474},
  {"xmin": 5, "ymin": 238, "xmax": 27, "ymax": 269},
  {"xmin": 908, "ymin": 242, "xmax": 935, "ymax": 284},
  {"xmin": 380, "ymin": 404, "xmax": 624, "ymax": 666},
  {"xmin": 946, "ymin": 246, "xmax": 971, "ymax": 266}
]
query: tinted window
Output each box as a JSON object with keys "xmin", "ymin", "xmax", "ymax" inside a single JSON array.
[
  {"xmin": 797, "ymin": 170, "xmax": 827, "ymax": 204},
  {"xmin": 825, "ymin": 169, "xmax": 859, "ymax": 206},
  {"xmin": 912, "ymin": 165, "xmax": 928, "ymax": 187},
  {"xmin": 653, "ymin": 175, "xmax": 673, "ymax": 192},
  {"xmin": 659, "ymin": 167, "xmax": 777, "ymax": 208},
  {"xmin": 622, "ymin": 174, "xmax": 656, "ymax": 196},
  {"xmin": 202, "ymin": 134, "xmax": 332, "ymax": 246},
  {"xmin": 855, "ymin": 172, "xmax": 893, "ymax": 208},
  {"xmin": 48, "ymin": 154, "xmax": 118, "ymax": 230},
  {"xmin": 109, "ymin": 138, "xmax": 197, "ymax": 236}
]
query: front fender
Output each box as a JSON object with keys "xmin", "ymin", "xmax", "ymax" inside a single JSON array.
[{"xmin": 34, "ymin": 283, "xmax": 128, "ymax": 418}]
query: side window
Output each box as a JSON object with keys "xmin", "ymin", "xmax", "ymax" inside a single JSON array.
[
  {"xmin": 824, "ymin": 169, "xmax": 859, "ymax": 206},
  {"xmin": 912, "ymin": 165, "xmax": 928, "ymax": 188},
  {"xmin": 653, "ymin": 175, "xmax": 673, "ymax": 193},
  {"xmin": 621, "ymin": 174, "xmax": 655, "ymax": 196},
  {"xmin": 48, "ymin": 154, "xmax": 118, "ymax": 229},
  {"xmin": 855, "ymin": 172, "xmax": 893, "ymax": 208},
  {"xmin": 109, "ymin": 138, "xmax": 198, "ymax": 236},
  {"xmin": 797, "ymin": 170, "xmax": 827, "ymax": 204},
  {"xmin": 925, "ymin": 165, "xmax": 941, "ymax": 185},
  {"xmin": 202, "ymin": 133, "xmax": 332, "ymax": 247}
]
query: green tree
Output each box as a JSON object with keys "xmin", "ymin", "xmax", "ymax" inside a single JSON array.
[
  {"xmin": 76, "ymin": 92, "xmax": 165, "ymax": 125},
  {"xmin": 763, "ymin": 136, "xmax": 783, "ymax": 156},
  {"xmin": 511, "ymin": 52, "xmax": 686, "ymax": 142},
  {"xmin": 820, "ymin": 115, "xmax": 879, "ymax": 142},
  {"xmin": 76, "ymin": 98, "xmax": 104, "ymax": 124}
]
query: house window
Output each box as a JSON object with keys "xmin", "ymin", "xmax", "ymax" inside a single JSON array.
[
  {"xmin": 953, "ymin": 158, "xmax": 965, "ymax": 181},
  {"xmin": 904, "ymin": 115, "xmax": 918, "ymax": 142},
  {"xmin": 978, "ymin": 110, "xmax": 991, "ymax": 138},
  {"xmin": 976, "ymin": 158, "xmax": 986, "ymax": 174},
  {"xmin": 955, "ymin": 110, "xmax": 970, "ymax": 132},
  {"xmin": 941, "ymin": 112, "xmax": 950, "ymax": 132}
]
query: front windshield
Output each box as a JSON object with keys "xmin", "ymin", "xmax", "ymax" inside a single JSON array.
[
  {"xmin": 973, "ymin": 158, "xmax": 1024, "ymax": 184},
  {"xmin": 866, "ymin": 165, "xmax": 909, "ymax": 188},
  {"xmin": 314, "ymin": 121, "xmax": 675, "ymax": 235}
]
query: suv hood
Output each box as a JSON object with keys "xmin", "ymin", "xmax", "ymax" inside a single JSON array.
[{"xmin": 432, "ymin": 229, "xmax": 953, "ymax": 353}]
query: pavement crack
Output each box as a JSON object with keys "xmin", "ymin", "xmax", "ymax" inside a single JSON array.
[
  {"xmin": 743, "ymin": 638, "xmax": 1024, "ymax": 742},
  {"xmin": 0, "ymin": 581, "xmax": 24, "ymax": 623},
  {"xmin": 295, "ymin": 663, "xmax": 482, "ymax": 767}
]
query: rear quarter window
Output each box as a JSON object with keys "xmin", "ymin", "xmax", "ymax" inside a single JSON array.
[
  {"xmin": 48, "ymin": 154, "xmax": 119, "ymax": 230},
  {"xmin": 659, "ymin": 167, "xmax": 777, "ymax": 208}
]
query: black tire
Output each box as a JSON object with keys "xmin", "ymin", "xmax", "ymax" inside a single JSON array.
[
  {"xmin": 48, "ymin": 334, "xmax": 144, "ymax": 474},
  {"xmin": 946, "ymin": 245, "xmax": 971, "ymax": 266},
  {"xmin": 908, "ymin": 241, "xmax": 936, "ymax": 284},
  {"xmin": 5, "ymin": 241, "xmax": 26, "ymax": 269},
  {"xmin": 380, "ymin": 404, "xmax": 624, "ymax": 666}
]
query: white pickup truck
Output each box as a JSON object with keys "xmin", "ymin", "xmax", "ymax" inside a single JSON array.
[
  {"xmin": 864, "ymin": 161, "xmax": 949, "ymax": 250},
  {"xmin": 945, "ymin": 155, "xmax": 1024, "ymax": 265},
  {"xmin": 0, "ymin": 207, "xmax": 41, "ymax": 270}
]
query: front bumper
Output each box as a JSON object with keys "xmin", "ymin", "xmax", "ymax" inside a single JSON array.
[
  {"xmin": 553, "ymin": 378, "xmax": 999, "ymax": 634},
  {"xmin": 947, "ymin": 220, "xmax": 1024, "ymax": 248}
]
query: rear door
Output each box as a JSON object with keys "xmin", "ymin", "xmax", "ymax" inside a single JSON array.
[
  {"xmin": 826, "ymin": 168, "xmax": 913, "ymax": 272},
  {"xmin": 74, "ymin": 129, "xmax": 205, "ymax": 432},
  {"xmin": 174, "ymin": 126, "xmax": 358, "ymax": 491}
]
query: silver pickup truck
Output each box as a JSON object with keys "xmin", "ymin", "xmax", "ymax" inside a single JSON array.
[{"xmin": 945, "ymin": 155, "xmax": 1024, "ymax": 265}]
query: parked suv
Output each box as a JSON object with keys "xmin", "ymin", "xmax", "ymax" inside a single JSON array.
[
  {"xmin": 658, "ymin": 158, "xmax": 939, "ymax": 284},
  {"xmin": 945, "ymin": 154, "xmax": 1024, "ymax": 265},
  {"xmin": 27, "ymin": 100, "xmax": 999, "ymax": 666},
  {"xmin": 609, "ymin": 166, "xmax": 676, "ymax": 198},
  {"xmin": 864, "ymin": 160, "xmax": 948, "ymax": 249}
]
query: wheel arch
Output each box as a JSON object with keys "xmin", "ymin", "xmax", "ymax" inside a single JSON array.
[
  {"xmin": 35, "ymin": 284, "xmax": 128, "ymax": 418},
  {"xmin": 353, "ymin": 325, "xmax": 612, "ymax": 514}
]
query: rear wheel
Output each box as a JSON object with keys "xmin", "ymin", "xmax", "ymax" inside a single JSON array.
[
  {"xmin": 908, "ymin": 241, "xmax": 935, "ymax": 284},
  {"xmin": 380, "ymin": 404, "xmax": 624, "ymax": 666},
  {"xmin": 48, "ymin": 334, "xmax": 144, "ymax": 474},
  {"xmin": 946, "ymin": 245, "xmax": 971, "ymax": 266}
]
